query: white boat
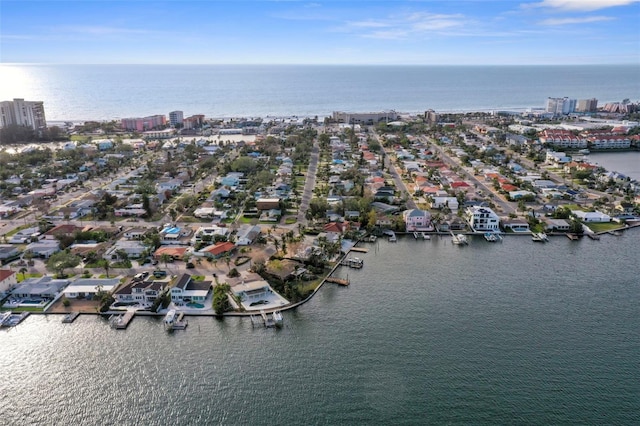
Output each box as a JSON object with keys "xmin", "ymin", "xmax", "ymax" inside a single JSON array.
[
  {"xmin": 163, "ymin": 309, "xmax": 177, "ymax": 330},
  {"xmin": 532, "ymin": 232, "xmax": 548, "ymax": 242},
  {"xmin": 272, "ymin": 311, "xmax": 283, "ymax": 328},
  {"xmin": 413, "ymin": 232, "xmax": 419, "ymax": 239},
  {"xmin": 484, "ymin": 232, "xmax": 498, "ymax": 242},
  {"xmin": 367, "ymin": 235, "xmax": 377, "ymax": 243},
  {"xmin": 421, "ymin": 232, "xmax": 431, "ymax": 240},
  {"xmin": 579, "ymin": 149, "xmax": 590, "ymax": 155},
  {"xmin": 388, "ymin": 234, "xmax": 397, "ymax": 242},
  {"xmin": 451, "ymin": 233, "xmax": 468, "ymax": 245}
]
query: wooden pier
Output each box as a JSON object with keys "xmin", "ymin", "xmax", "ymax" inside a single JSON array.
[
  {"xmin": 326, "ymin": 277, "xmax": 350, "ymax": 286},
  {"xmin": 350, "ymin": 247, "xmax": 369, "ymax": 253},
  {"xmin": 111, "ymin": 310, "xmax": 135, "ymax": 329},
  {"xmin": 566, "ymin": 233, "xmax": 580, "ymax": 241},
  {"xmin": 62, "ymin": 312, "xmax": 80, "ymax": 323},
  {"xmin": 340, "ymin": 257, "xmax": 363, "ymax": 269}
]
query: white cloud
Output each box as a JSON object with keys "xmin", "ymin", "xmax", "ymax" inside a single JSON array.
[
  {"xmin": 526, "ymin": 0, "xmax": 640, "ymax": 12},
  {"xmin": 345, "ymin": 11, "xmax": 468, "ymax": 40},
  {"xmin": 540, "ymin": 15, "xmax": 615, "ymax": 25}
]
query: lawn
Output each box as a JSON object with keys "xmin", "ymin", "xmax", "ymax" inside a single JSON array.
[
  {"xmin": 585, "ymin": 222, "xmax": 624, "ymax": 233},
  {"xmin": 17, "ymin": 272, "xmax": 44, "ymax": 283}
]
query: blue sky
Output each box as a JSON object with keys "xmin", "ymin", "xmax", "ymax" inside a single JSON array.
[{"xmin": 1, "ymin": 0, "xmax": 639, "ymax": 64}]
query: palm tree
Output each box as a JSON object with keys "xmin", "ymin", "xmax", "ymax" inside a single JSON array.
[
  {"xmin": 160, "ymin": 253, "xmax": 172, "ymax": 268},
  {"xmin": 19, "ymin": 267, "xmax": 28, "ymax": 281},
  {"xmin": 98, "ymin": 259, "xmax": 110, "ymax": 278}
]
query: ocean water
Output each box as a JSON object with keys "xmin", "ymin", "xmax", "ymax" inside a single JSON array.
[
  {"xmin": 1, "ymin": 64, "xmax": 638, "ymax": 121},
  {"xmin": 1, "ymin": 234, "xmax": 638, "ymax": 424}
]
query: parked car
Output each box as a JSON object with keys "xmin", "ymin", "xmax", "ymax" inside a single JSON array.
[
  {"xmin": 185, "ymin": 262, "xmax": 195, "ymax": 269},
  {"xmin": 153, "ymin": 270, "xmax": 167, "ymax": 278}
]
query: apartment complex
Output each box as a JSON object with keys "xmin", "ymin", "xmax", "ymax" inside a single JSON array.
[
  {"xmin": 0, "ymin": 98, "xmax": 47, "ymax": 131},
  {"xmin": 545, "ymin": 97, "xmax": 576, "ymax": 115},
  {"xmin": 169, "ymin": 110, "xmax": 184, "ymax": 127},
  {"xmin": 332, "ymin": 110, "xmax": 398, "ymax": 124},
  {"xmin": 121, "ymin": 115, "xmax": 167, "ymax": 132},
  {"xmin": 576, "ymin": 98, "xmax": 598, "ymax": 113}
]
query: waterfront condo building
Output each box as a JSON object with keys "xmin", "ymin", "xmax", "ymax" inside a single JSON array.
[
  {"xmin": 465, "ymin": 206, "xmax": 500, "ymax": 232},
  {"xmin": 576, "ymin": 98, "xmax": 598, "ymax": 113},
  {"xmin": 332, "ymin": 110, "xmax": 398, "ymax": 124},
  {"xmin": 121, "ymin": 115, "xmax": 167, "ymax": 132},
  {"xmin": 545, "ymin": 97, "xmax": 576, "ymax": 115},
  {"xmin": 169, "ymin": 110, "xmax": 184, "ymax": 127},
  {"xmin": 0, "ymin": 98, "xmax": 47, "ymax": 131}
]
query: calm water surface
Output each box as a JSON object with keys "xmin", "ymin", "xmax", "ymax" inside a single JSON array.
[
  {"xmin": 1, "ymin": 233, "xmax": 639, "ymax": 425},
  {"xmin": 1, "ymin": 64, "xmax": 638, "ymax": 120}
]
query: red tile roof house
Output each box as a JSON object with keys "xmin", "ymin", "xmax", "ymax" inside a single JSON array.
[
  {"xmin": 0, "ymin": 269, "xmax": 18, "ymax": 294},
  {"xmin": 199, "ymin": 241, "xmax": 235, "ymax": 259},
  {"xmin": 323, "ymin": 222, "xmax": 348, "ymax": 234},
  {"xmin": 154, "ymin": 246, "xmax": 189, "ymax": 261}
]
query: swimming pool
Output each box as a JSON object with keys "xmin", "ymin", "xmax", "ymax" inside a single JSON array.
[{"xmin": 186, "ymin": 302, "xmax": 205, "ymax": 309}]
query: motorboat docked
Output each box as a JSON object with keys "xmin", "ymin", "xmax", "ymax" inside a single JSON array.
[
  {"xmin": 451, "ymin": 233, "xmax": 468, "ymax": 245},
  {"xmin": 367, "ymin": 235, "xmax": 377, "ymax": 243},
  {"xmin": 388, "ymin": 234, "xmax": 397, "ymax": 242},
  {"xmin": 484, "ymin": 232, "xmax": 503, "ymax": 242},
  {"xmin": 421, "ymin": 232, "xmax": 431, "ymax": 240},
  {"xmin": 1, "ymin": 312, "xmax": 29, "ymax": 327},
  {"xmin": 272, "ymin": 311, "xmax": 283, "ymax": 328},
  {"xmin": 531, "ymin": 232, "xmax": 549, "ymax": 242},
  {"xmin": 579, "ymin": 149, "xmax": 590, "ymax": 155},
  {"xmin": 340, "ymin": 257, "xmax": 364, "ymax": 269},
  {"xmin": 0, "ymin": 311, "xmax": 11, "ymax": 326},
  {"xmin": 163, "ymin": 310, "xmax": 188, "ymax": 331}
]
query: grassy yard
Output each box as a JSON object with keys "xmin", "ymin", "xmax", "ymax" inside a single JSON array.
[
  {"xmin": 585, "ymin": 222, "xmax": 624, "ymax": 233},
  {"xmin": 5, "ymin": 223, "xmax": 36, "ymax": 237},
  {"xmin": 16, "ymin": 272, "xmax": 44, "ymax": 283}
]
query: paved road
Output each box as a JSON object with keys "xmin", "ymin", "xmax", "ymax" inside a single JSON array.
[{"xmin": 296, "ymin": 138, "xmax": 320, "ymax": 225}]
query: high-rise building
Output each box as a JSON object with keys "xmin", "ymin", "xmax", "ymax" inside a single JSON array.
[
  {"xmin": 169, "ymin": 110, "xmax": 184, "ymax": 127},
  {"xmin": 424, "ymin": 109, "xmax": 438, "ymax": 125},
  {"xmin": 576, "ymin": 98, "xmax": 598, "ymax": 113},
  {"xmin": 545, "ymin": 97, "xmax": 576, "ymax": 115},
  {"xmin": 0, "ymin": 98, "xmax": 47, "ymax": 131}
]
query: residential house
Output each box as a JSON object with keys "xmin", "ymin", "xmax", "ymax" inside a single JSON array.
[
  {"xmin": 403, "ymin": 209, "xmax": 433, "ymax": 231},
  {"xmin": 0, "ymin": 269, "xmax": 17, "ymax": 294},
  {"xmin": 431, "ymin": 197, "xmax": 459, "ymax": 212},
  {"xmin": 572, "ymin": 210, "xmax": 611, "ymax": 223},
  {"xmin": 543, "ymin": 218, "xmax": 571, "ymax": 232},
  {"xmin": 25, "ymin": 240, "xmax": 60, "ymax": 259},
  {"xmin": 235, "ymin": 225, "xmax": 261, "ymax": 246},
  {"xmin": 114, "ymin": 279, "xmax": 167, "ymax": 305},
  {"xmin": 11, "ymin": 276, "xmax": 69, "ymax": 300},
  {"xmin": 154, "ymin": 246, "xmax": 189, "ymax": 261},
  {"xmin": 198, "ymin": 241, "xmax": 235, "ymax": 259},
  {"xmin": 465, "ymin": 206, "xmax": 500, "ymax": 232},
  {"xmin": 501, "ymin": 219, "xmax": 530, "ymax": 232},
  {"xmin": 104, "ymin": 240, "xmax": 147, "ymax": 260},
  {"xmin": 8, "ymin": 227, "xmax": 40, "ymax": 244},
  {"xmin": 62, "ymin": 278, "xmax": 120, "ymax": 299},
  {"xmin": 170, "ymin": 273, "xmax": 213, "ymax": 304},
  {"xmin": 0, "ymin": 245, "xmax": 21, "ymax": 263},
  {"xmin": 231, "ymin": 279, "xmax": 273, "ymax": 304}
]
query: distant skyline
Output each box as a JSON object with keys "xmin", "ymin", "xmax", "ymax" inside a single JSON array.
[{"xmin": 1, "ymin": 0, "xmax": 639, "ymax": 65}]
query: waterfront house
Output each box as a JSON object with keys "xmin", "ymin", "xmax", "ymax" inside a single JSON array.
[
  {"xmin": 403, "ymin": 209, "xmax": 433, "ymax": 231},
  {"xmin": 543, "ymin": 218, "xmax": 571, "ymax": 232},
  {"xmin": 62, "ymin": 277, "xmax": 120, "ymax": 299},
  {"xmin": 170, "ymin": 274, "xmax": 212, "ymax": 305},
  {"xmin": 501, "ymin": 219, "xmax": 530, "ymax": 233},
  {"xmin": 231, "ymin": 279, "xmax": 273, "ymax": 303},
  {"xmin": 572, "ymin": 210, "xmax": 611, "ymax": 223},
  {"xmin": 465, "ymin": 206, "xmax": 500, "ymax": 232},
  {"xmin": 114, "ymin": 279, "xmax": 167, "ymax": 305},
  {"xmin": 11, "ymin": 276, "xmax": 69, "ymax": 300}
]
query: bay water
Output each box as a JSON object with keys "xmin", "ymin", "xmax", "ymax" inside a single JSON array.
[{"xmin": 1, "ymin": 233, "xmax": 638, "ymax": 424}]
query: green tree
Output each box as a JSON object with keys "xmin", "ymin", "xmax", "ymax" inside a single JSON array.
[{"xmin": 46, "ymin": 251, "xmax": 81, "ymax": 278}]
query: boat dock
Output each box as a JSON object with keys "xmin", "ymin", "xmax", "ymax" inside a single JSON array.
[
  {"xmin": 62, "ymin": 312, "xmax": 80, "ymax": 323},
  {"xmin": 566, "ymin": 233, "xmax": 580, "ymax": 241},
  {"xmin": 172, "ymin": 312, "xmax": 188, "ymax": 330},
  {"xmin": 350, "ymin": 247, "xmax": 369, "ymax": 253},
  {"xmin": 110, "ymin": 310, "xmax": 135, "ymax": 329},
  {"xmin": 0, "ymin": 312, "xmax": 30, "ymax": 327},
  {"xmin": 326, "ymin": 277, "xmax": 350, "ymax": 286},
  {"xmin": 250, "ymin": 310, "xmax": 283, "ymax": 328}
]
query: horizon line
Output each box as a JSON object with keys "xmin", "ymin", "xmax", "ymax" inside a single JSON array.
[{"xmin": 2, "ymin": 62, "xmax": 639, "ymax": 67}]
